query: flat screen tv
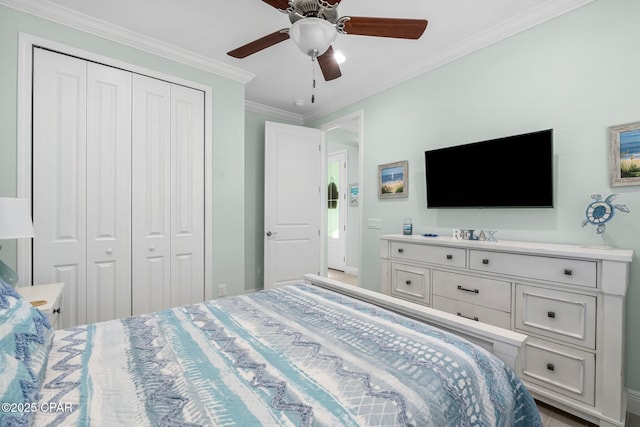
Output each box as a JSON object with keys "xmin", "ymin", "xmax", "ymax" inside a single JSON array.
[{"xmin": 425, "ymin": 129, "xmax": 553, "ymax": 208}]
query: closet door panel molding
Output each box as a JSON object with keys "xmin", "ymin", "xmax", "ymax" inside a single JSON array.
[
  {"xmin": 171, "ymin": 84, "xmax": 205, "ymax": 307},
  {"xmin": 132, "ymin": 74, "xmax": 172, "ymax": 316},
  {"xmin": 86, "ymin": 62, "xmax": 133, "ymax": 323},
  {"xmin": 32, "ymin": 48, "xmax": 88, "ymax": 328}
]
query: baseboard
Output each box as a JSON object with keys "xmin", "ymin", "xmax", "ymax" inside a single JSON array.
[
  {"xmin": 344, "ymin": 266, "xmax": 358, "ymax": 276},
  {"xmin": 628, "ymin": 388, "xmax": 640, "ymax": 416}
]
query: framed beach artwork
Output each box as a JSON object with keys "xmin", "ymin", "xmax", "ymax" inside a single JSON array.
[
  {"xmin": 609, "ymin": 121, "xmax": 640, "ymax": 187},
  {"xmin": 349, "ymin": 183, "xmax": 359, "ymax": 207},
  {"xmin": 378, "ymin": 161, "xmax": 408, "ymax": 199}
]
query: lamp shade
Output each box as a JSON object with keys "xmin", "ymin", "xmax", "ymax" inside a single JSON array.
[
  {"xmin": 0, "ymin": 198, "xmax": 35, "ymax": 240},
  {"xmin": 289, "ymin": 17, "xmax": 337, "ymax": 57}
]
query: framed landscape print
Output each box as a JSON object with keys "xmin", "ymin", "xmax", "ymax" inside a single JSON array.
[
  {"xmin": 378, "ymin": 161, "xmax": 408, "ymax": 199},
  {"xmin": 609, "ymin": 121, "xmax": 640, "ymax": 187}
]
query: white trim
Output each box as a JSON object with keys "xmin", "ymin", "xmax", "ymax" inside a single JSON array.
[
  {"xmin": 17, "ymin": 34, "xmax": 214, "ymax": 302},
  {"xmin": 302, "ymin": 0, "xmax": 594, "ymax": 122},
  {"xmin": 0, "ymin": 0, "xmax": 254, "ymax": 84},
  {"xmin": 628, "ymin": 388, "xmax": 640, "ymax": 416},
  {"xmin": 245, "ymin": 100, "xmax": 304, "ymax": 125}
]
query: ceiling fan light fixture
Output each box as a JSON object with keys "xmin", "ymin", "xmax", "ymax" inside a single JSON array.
[{"xmin": 289, "ymin": 17, "xmax": 337, "ymax": 57}]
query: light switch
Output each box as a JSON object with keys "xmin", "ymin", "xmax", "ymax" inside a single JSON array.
[{"xmin": 367, "ymin": 218, "xmax": 382, "ymax": 229}]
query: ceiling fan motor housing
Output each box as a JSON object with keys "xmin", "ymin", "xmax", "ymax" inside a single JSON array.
[{"xmin": 288, "ymin": 0, "xmax": 339, "ymax": 24}]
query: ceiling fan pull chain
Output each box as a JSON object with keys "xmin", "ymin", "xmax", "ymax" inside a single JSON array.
[{"xmin": 311, "ymin": 51, "xmax": 317, "ymax": 103}]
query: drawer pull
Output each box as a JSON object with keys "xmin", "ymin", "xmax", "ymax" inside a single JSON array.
[
  {"xmin": 397, "ymin": 248, "xmax": 404, "ymax": 253},
  {"xmin": 53, "ymin": 308, "xmax": 60, "ymax": 314},
  {"xmin": 547, "ymin": 311, "xmax": 556, "ymax": 319},
  {"xmin": 457, "ymin": 285, "xmax": 479, "ymax": 294},
  {"xmin": 446, "ymin": 254, "xmax": 453, "ymax": 260},
  {"xmin": 405, "ymin": 280, "xmax": 412, "ymax": 285},
  {"xmin": 546, "ymin": 363, "xmax": 555, "ymax": 372},
  {"xmin": 457, "ymin": 312, "xmax": 479, "ymax": 321},
  {"xmin": 482, "ymin": 259, "xmax": 490, "ymax": 265},
  {"xmin": 564, "ymin": 268, "xmax": 573, "ymax": 276}
]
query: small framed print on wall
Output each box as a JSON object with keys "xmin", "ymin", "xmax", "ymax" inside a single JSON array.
[
  {"xmin": 609, "ymin": 121, "xmax": 640, "ymax": 187},
  {"xmin": 349, "ymin": 183, "xmax": 359, "ymax": 207},
  {"xmin": 378, "ymin": 161, "xmax": 408, "ymax": 199}
]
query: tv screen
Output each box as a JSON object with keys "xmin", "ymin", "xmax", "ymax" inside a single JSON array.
[{"xmin": 425, "ymin": 129, "xmax": 553, "ymax": 208}]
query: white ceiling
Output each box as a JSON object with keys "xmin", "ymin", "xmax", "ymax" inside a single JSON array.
[{"xmin": 8, "ymin": 0, "xmax": 592, "ymax": 122}]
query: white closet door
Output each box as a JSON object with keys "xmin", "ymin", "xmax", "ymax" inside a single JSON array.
[
  {"xmin": 32, "ymin": 49, "xmax": 88, "ymax": 328},
  {"xmin": 86, "ymin": 62, "xmax": 132, "ymax": 323},
  {"xmin": 170, "ymin": 85, "xmax": 205, "ymax": 307},
  {"xmin": 132, "ymin": 74, "xmax": 171, "ymax": 316}
]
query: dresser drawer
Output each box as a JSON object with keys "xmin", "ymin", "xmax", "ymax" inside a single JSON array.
[
  {"xmin": 515, "ymin": 285, "xmax": 596, "ymax": 349},
  {"xmin": 521, "ymin": 338, "xmax": 595, "ymax": 405},
  {"xmin": 390, "ymin": 242, "xmax": 466, "ymax": 268},
  {"xmin": 432, "ymin": 296, "xmax": 511, "ymax": 329},
  {"xmin": 390, "ymin": 263, "xmax": 430, "ymax": 305},
  {"xmin": 469, "ymin": 250, "xmax": 596, "ymax": 288},
  {"xmin": 432, "ymin": 270, "xmax": 511, "ymax": 312}
]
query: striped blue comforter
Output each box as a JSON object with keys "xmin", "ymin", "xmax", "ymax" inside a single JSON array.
[{"xmin": 33, "ymin": 284, "xmax": 542, "ymax": 426}]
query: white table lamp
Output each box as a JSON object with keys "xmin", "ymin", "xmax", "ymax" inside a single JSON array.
[{"xmin": 0, "ymin": 198, "xmax": 35, "ymax": 287}]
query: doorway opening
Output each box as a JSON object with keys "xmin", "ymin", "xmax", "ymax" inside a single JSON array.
[{"xmin": 321, "ymin": 111, "xmax": 362, "ymax": 287}]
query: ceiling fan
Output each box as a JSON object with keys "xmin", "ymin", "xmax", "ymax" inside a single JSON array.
[{"xmin": 227, "ymin": 0, "xmax": 428, "ymax": 82}]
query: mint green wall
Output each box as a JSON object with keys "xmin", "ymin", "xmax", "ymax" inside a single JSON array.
[
  {"xmin": 244, "ymin": 111, "xmax": 298, "ymax": 291},
  {"xmin": 310, "ymin": 0, "xmax": 640, "ymax": 390},
  {"xmin": 0, "ymin": 5, "xmax": 247, "ymax": 298}
]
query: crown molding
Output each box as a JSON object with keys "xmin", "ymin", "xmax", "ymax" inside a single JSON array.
[
  {"xmin": 303, "ymin": 0, "xmax": 594, "ymax": 122},
  {"xmin": 0, "ymin": 0, "xmax": 255, "ymax": 84},
  {"xmin": 245, "ymin": 101, "xmax": 304, "ymax": 125}
]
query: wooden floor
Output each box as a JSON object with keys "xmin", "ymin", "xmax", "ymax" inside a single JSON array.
[
  {"xmin": 325, "ymin": 270, "xmax": 640, "ymax": 427},
  {"xmin": 327, "ymin": 269, "xmax": 358, "ymax": 286}
]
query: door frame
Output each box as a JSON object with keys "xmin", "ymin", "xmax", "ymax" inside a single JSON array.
[
  {"xmin": 318, "ymin": 110, "xmax": 363, "ymax": 281},
  {"xmin": 16, "ymin": 33, "xmax": 214, "ymax": 300}
]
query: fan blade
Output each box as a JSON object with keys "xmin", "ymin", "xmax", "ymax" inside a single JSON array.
[
  {"xmin": 325, "ymin": 0, "xmax": 342, "ymax": 4},
  {"xmin": 317, "ymin": 46, "xmax": 342, "ymax": 81},
  {"xmin": 261, "ymin": 0, "xmax": 290, "ymax": 10},
  {"xmin": 341, "ymin": 17, "xmax": 428, "ymax": 39},
  {"xmin": 227, "ymin": 29, "xmax": 289, "ymax": 58}
]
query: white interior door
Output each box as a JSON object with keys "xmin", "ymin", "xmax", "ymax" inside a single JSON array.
[
  {"xmin": 32, "ymin": 49, "xmax": 88, "ymax": 328},
  {"xmin": 170, "ymin": 84, "xmax": 205, "ymax": 307},
  {"xmin": 86, "ymin": 62, "xmax": 132, "ymax": 323},
  {"xmin": 131, "ymin": 74, "xmax": 172, "ymax": 316},
  {"xmin": 327, "ymin": 150, "xmax": 347, "ymax": 271},
  {"xmin": 264, "ymin": 122, "xmax": 322, "ymax": 289}
]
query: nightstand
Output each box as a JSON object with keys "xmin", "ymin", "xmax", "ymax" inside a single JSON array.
[{"xmin": 17, "ymin": 283, "xmax": 64, "ymax": 330}]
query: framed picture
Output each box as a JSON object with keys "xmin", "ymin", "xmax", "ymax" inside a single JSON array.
[
  {"xmin": 609, "ymin": 121, "xmax": 640, "ymax": 187},
  {"xmin": 349, "ymin": 183, "xmax": 359, "ymax": 207},
  {"xmin": 378, "ymin": 161, "xmax": 408, "ymax": 199}
]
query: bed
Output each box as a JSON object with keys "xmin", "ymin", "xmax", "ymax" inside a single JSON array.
[{"xmin": 1, "ymin": 274, "xmax": 542, "ymax": 426}]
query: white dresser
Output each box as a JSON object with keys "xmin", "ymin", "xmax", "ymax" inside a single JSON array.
[{"xmin": 380, "ymin": 234, "xmax": 632, "ymax": 427}]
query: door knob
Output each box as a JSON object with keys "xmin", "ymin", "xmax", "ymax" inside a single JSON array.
[{"xmin": 266, "ymin": 231, "xmax": 277, "ymax": 237}]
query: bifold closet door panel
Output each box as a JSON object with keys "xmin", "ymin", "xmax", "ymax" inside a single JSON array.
[
  {"xmin": 86, "ymin": 62, "xmax": 133, "ymax": 323},
  {"xmin": 32, "ymin": 48, "xmax": 88, "ymax": 328},
  {"xmin": 132, "ymin": 74, "xmax": 172, "ymax": 316},
  {"xmin": 170, "ymin": 85, "xmax": 205, "ymax": 307}
]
